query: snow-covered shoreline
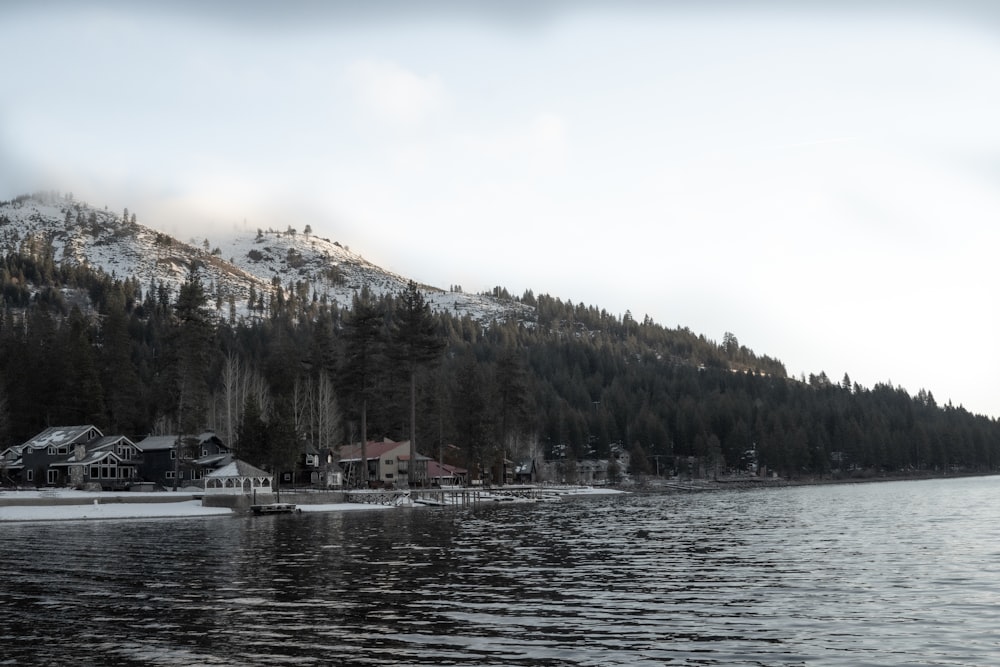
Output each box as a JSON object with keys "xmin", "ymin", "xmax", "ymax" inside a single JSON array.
[
  {"xmin": 0, "ymin": 486, "xmax": 626, "ymax": 522},
  {"xmin": 0, "ymin": 496, "xmax": 231, "ymax": 522},
  {"xmin": 0, "ymin": 489, "xmax": 392, "ymax": 522}
]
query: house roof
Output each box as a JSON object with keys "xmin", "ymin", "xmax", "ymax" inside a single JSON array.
[
  {"xmin": 207, "ymin": 459, "xmax": 272, "ymax": 479},
  {"xmin": 397, "ymin": 453, "xmax": 432, "ymax": 462},
  {"xmin": 134, "ymin": 433, "xmax": 229, "ymax": 452},
  {"xmin": 195, "ymin": 432, "xmax": 227, "ymax": 448},
  {"xmin": 1, "ymin": 445, "xmax": 24, "ymax": 460},
  {"xmin": 515, "ymin": 460, "xmax": 536, "ymax": 474},
  {"xmin": 88, "ymin": 435, "xmax": 137, "ymax": 451},
  {"xmin": 21, "ymin": 426, "xmax": 103, "ymax": 450},
  {"xmin": 338, "ymin": 439, "xmax": 413, "ymax": 462},
  {"xmin": 193, "ymin": 453, "xmax": 231, "ymax": 468},
  {"xmin": 134, "ymin": 435, "xmax": 179, "ymax": 452},
  {"xmin": 427, "ymin": 460, "xmax": 467, "ymax": 478},
  {"xmin": 51, "ymin": 450, "xmax": 133, "ymax": 468}
]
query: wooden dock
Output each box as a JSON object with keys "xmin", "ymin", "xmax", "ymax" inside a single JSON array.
[{"xmin": 250, "ymin": 503, "xmax": 299, "ymax": 515}]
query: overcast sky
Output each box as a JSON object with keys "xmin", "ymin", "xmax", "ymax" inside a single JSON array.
[{"xmin": 2, "ymin": 1, "xmax": 999, "ymax": 417}]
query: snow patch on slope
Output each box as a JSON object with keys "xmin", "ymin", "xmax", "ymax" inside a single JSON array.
[{"xmin": 0, "ymin": 193, "xmax": 534, "ymax": 325}]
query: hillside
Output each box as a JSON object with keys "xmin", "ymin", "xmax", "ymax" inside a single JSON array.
[
  {"xmin": 0, "ymin": 192, "xmax": 532, "ymax": 325},
  {"xmin": 1, "ymin": 191, "xmax": 996, "ymax": 483}
]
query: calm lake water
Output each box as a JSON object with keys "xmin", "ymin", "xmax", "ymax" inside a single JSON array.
[{"xmin": 2, "ymin": 476, "xmax": 1000, "ymax": 666}]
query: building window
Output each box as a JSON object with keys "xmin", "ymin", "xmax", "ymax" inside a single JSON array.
[
  {"xmin": 170, "ymin": 450, "xmax": 176, "ymax": 460},
  {"xmin": 26, "ymin": 469, "xmax": 34, "ymax": 482},
  {"xmin": 165, "ymin": 471, "xmax": 175, "ymax": 479}
]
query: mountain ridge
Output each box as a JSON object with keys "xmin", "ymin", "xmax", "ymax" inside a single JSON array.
[{"xmin": 0, "ymin": 191, "xmax": 534, "ymax": 326}]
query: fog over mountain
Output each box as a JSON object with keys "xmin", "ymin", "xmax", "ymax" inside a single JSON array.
[{"xmin": 0, "ymin": 192, "xmax": 531, "ymax": 325}]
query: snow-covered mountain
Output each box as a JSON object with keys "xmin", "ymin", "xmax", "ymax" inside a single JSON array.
[{"xmin": 0, "ymin": 192, "xmax": 533, "ymax": 323}]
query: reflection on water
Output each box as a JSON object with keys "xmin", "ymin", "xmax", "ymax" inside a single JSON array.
[{"xmin": 2, "ymin": 476, "xmax": 1000, "ymax": 665}]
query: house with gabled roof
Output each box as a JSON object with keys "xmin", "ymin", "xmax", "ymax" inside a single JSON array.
[
  {"xmin": 134, "ymin": 435, "xmax": 181, "ymax": 488},
  {"xmin": 49, "ymin": 435, "xmax": 141, "ymax": 490},
  {"xmin": 135, "ymin": 431, "xmax": 231, "ymax": 489},
  {"xmin": 337, "ymin": 438, "xmax": 429, "ymax": 487},
  {"xmin": 1, "ymin": 445, "xmax": 24, "ymax": 486},
  {"xmin": 513, "ymin": 459, "xmax": 538, "ymax": 484},
  {"xmin": 283, "ymin": 440, "xmax": 324, "ymax": 487},
  {"xmin": 427, "ymin": 460, "xmax": 468, "ymax": 487},
  {"xmin": 20, "ymin": 425, "xmax": 103, "ymax": 486}
]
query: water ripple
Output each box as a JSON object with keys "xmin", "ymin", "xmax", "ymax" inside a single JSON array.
[{"xmin": 2, "ymin": 477, "xmax": 1000, "ymax": 665}]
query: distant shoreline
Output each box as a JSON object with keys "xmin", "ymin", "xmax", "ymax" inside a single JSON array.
[
  {"xmin": 2, "ymin": 475, "xmax": 992, "ymax": 520},
  {"xmin": 637, "ymin": 471, "xmax": 1000, "ymax": 492}
]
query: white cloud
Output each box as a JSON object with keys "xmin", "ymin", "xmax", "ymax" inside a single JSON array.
[
  {"xmin": 458, "ymin": 112, "xmax": 569, "ymax": 180},
  {"xmin": 346, "ymin": 59, "xmax": 446, "ymax": 127}
]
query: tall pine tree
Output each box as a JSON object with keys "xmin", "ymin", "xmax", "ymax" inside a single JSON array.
[
  {"xmin": 342, "ymin": 292, "xmax": 385, "ymax": 486},
  {"xmin": 390, "ymin": 282, "xmax": 444, "ymax": 487}
]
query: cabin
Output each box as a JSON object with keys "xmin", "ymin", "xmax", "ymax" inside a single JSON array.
[
  {"xmin": 281, "ymin": 441, "xmax": 324, "ymax": 487},
  {"xmin": 513, "ymin": 459, "xmax": 538, "ymax": 484}
]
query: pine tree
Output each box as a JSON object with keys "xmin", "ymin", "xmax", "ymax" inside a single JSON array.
[
  {"xmin": 390, "ymin": 281, "xmax": 444, "ymax": 486},
  {"xmin": 171, "ymin": 268, "xmax": 215, "ymax": 489},
  {"xmin": 62, "ymin": 306, "xmax": 106, "ymax": 425},
  {"xmin": 342, "ymin": 292, "xmax": 385, "ymax": 486},
  {"xmin": 99, "ymin": 288, "xmax": 143, "ymax": 432}
]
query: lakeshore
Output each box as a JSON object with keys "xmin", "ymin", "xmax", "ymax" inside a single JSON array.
[
  {"xmin": 0, "ymin": 485, "xmax": 628, "ymax": 522},
  {"xmin": 4, "ymin": 472, "xmax": 985, "ymax": 522},
  {"xmin": 0, "ymin": 489, "xmax": 391, "ymax": 522}
]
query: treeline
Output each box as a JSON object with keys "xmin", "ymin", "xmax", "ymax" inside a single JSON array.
[{"xmin": 0, "ymin": 250, "xmax": 998, "ymax": 481}]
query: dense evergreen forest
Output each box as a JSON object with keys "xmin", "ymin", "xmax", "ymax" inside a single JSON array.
[{"xmin": 1, "ymin": 248, "xmax": 998, "ymax": 481}]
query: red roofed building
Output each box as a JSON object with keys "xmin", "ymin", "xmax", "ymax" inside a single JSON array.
[
  {"xmin": 337, "ymin": 438, "xmax": 430, "ymax": 487},
  {"xmin": 426, "ymin": 460, "xmax": 468, "ymax": 487}
]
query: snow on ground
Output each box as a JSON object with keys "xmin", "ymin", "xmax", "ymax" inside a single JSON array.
[
  {"xmin": 548, "ymin": 486, "xmax": 627, "ymax": 496},
  {"xmin": 0, "ymin": 499, "xmax": 231, "ymax": 522},
  {"xmin": 0, "ymin": 486, "xmax": 625, "ymax": 521}
]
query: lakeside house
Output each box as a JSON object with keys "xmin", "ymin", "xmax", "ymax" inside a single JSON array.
[
  {"xmin": 49, "ymin": 435, "xmax": 142, "ymax": 490},
  {"xmin": 1, "ymin": 426, "xmax": 233, "ymax": 491},
  {"xmin": 3, "ymin": 425, "xmax": 438, "ymax": 492},
  {"xmin": 15, "ymin": 425, "xmax": 105, "ymax": 486},
  {"xmin": 337, "ymin": 438, "xmax": 431, "ymax": 487},
  {"xmin": 135, "ymin": 432, "xmax": 231, "ymax": 488},
  {"xmin": 427, "ymin": 460, "xmax": 468, "ymax": 487},
  {"xmin": 541, "ymin": 448, "xmax": 631, "ymax": 486}
]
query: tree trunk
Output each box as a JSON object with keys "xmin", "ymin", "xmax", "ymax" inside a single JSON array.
[{"xmin": 409, "ymin": 370, "xmax": 416, "ymax": 487}]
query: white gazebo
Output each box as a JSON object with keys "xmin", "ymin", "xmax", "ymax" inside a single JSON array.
[{"xmin": 204, "ymin": 459, "xmax": 273, "ymax": 495}]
